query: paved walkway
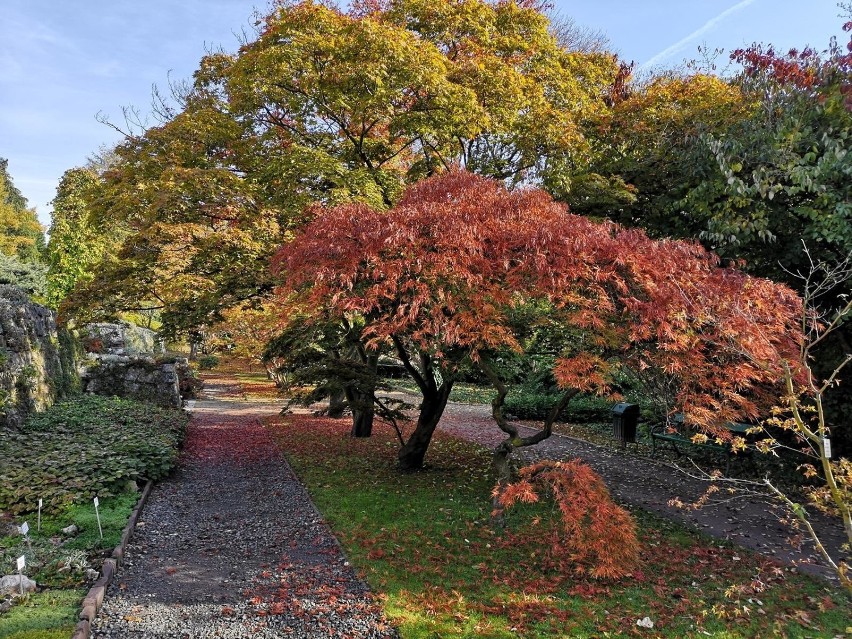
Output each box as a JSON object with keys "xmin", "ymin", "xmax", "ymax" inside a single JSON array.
[{"xmin": 91, "ymin": 382, "xmax": 396, "ymax": 639}]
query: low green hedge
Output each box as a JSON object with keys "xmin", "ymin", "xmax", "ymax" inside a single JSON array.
[
  {"xmin": 0, "ymin": 395, "xmax": 188, "ymax": 515},
  {"xmin": 504, "ymin": 388, "xmax": 615, "ymax": 423}
]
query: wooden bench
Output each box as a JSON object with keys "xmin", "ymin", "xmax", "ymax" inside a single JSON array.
[{"xmin": 650, "ymin": 414, "xmax": 753, "ymax": 474}]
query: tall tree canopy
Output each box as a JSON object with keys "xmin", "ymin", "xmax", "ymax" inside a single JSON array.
[
  {"xmin": 63, "ymin": 0, "xmax": 622, "ymax": 335},
  {"xmin": 46, "ymin": 166, "xmax": 124, "ymax": 308},
  {"xmin": 0, "ymin": 158, "xmax": 44, "ymax": 264},
  {"xmin": 570, "ymin": 73, "xmax": 752, "ymax": 232},
  {"xmin": 0, "ymin": 159, "xmax": 46, "ymax": 298},
  {"xmin": 574, "ymin": 22, "xmax": 852, "ymax": 283},
  {"xmin": 274, "ymin": 171, "xmax": 803, "ymax": 470},
  {"xmin": 682, "ymin": 37, "xmax": 852, "ymax": 280}
]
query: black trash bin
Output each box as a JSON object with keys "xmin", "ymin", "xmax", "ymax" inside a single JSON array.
[{"xmin": 612, "ymin": 403, "xmax": 639, "ymax": 447}]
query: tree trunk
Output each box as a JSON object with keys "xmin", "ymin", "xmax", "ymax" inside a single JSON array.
[
  {"xmin": 347, "ymin": 354, "xmax": 378, "ymax": 438},
  {"xmin": 350, "ymin": 402, "xmax": 374, "ymax": 437},
  {"xmin": 490, "ymin": 440, "xmax": 517, "ymax": 527},
  {"xmin": 398, "ymin": 383, "xmax": 453, "ymax": 470},
  {"xmin": 327, "ymin": 388, "xmax": 346, "ymax": 418},
  {"xmin": 492, "ymin": 440, "xmax": 518, "ymax": 486}
]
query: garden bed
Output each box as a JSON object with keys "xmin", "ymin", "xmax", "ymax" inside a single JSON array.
[{"xmin": 0, "ymin": 396, "xmax": 187, "ymax": 639}]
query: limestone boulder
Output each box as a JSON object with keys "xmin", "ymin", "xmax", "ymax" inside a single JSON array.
[{"xmin": 0, "ymin": 574, "xmax": 36, "ymax": 595}]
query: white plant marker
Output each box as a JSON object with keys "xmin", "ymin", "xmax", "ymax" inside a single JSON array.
[
  {"xmin": 823, "ymin": 437, "xmax": 832, "ymax": 460},
  {"xmin": 16, "ymin": 556, "xmax": 25, "ymax": 595},
  {"xmin": 37, "ymin": 499, "xmax": 42, "ymax": 532},
  {"xmin": 94, "ymin": 496, "xmax": 103, "ymax": 540},
  {"xmin": 20, "ymin": 521, "xmax": 31, "ymax": 552}
]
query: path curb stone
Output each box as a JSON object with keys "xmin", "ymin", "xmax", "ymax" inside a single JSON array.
[{"xmin": 71, "ymin": 480, "xmax": 154, "ymax": 639}]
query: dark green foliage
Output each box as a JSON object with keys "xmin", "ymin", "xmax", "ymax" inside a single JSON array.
[
  {"xmin": 504, "ymin": 387, "xmax": 613, "ymax": 423},
  {"xmin": 196, "ymin": 354, "xmax": 220, "ymax": 370},
  {"xmin": 0, "ymin": 254, "xmax": 47, "ymax": 300},
  {"xmin": 0, "ymin": 396, "xmax": 187, "ymax": 515},
  {"xmin": 51, "ymin": 328, "xmax": 81, "ymax": 399}
]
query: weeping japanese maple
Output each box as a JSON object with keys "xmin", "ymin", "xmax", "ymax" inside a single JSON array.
[{"xmin": 273, "ymin": 171, "xmax": 804, "ymax": 471}]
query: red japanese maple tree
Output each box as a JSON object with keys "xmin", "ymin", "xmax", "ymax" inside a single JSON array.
[{"xmin": 273, "ymin": 171, "xmax": 803, "ymax": 471}]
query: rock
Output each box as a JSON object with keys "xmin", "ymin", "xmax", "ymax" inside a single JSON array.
[
  {"xmin": 0, "ymin": 574, "xmax": 36, "ymax": 595},
  {"xmin": 85, "ymin": 568, "xmax": 100, "ymax": 581},
  {"xmin": 0, "ymin": 285, "xmax": 79, "ymax": 429},
  {"xmin": 82, "ymin": 322, "xmax": 163, "ymax": 357},
  {"xmin": 62, "ymin": 524, "xmax": 79, "ymax": 536},
  {"xmin": 636, "ymin": 617, "xmax": 654, "ymax": 629},
  {"xmin": 77, "ymin": 320, "xmax": 186, "ymax": 407},
  {"xmin": 79, "ymin": 356, "xmax": 182, "ymax": 408}
]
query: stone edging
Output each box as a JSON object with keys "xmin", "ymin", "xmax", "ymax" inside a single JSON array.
[{"xmin": 71, "ymin": 480, "xmax": 154, "ymax": 639}]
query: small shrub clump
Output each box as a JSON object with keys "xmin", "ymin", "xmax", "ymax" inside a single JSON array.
[
  {"xmin": 197, "ymin": 355, "xmax": 220, "ymax": 370},
  {"xmin": 0, "ymin": 395, "xmax": 188, "ymax": 515}
]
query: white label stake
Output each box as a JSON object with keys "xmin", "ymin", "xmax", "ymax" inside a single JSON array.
[
  {"xmin": 20, "ymin": 522, "xmax": 31, "ymax": 552},
  {"xmin": 37, "ymin": 499, "xmax": 42, "ymax": 532},
  {"xmin": 823, "ymin": 437, "xmax": 832, "ymax": 460},
  {"xmin": 16, "ymin": 556, "xmax": 25, "ymax": 595},
  {"xmin": 93, "ymin": 496, "xmax": 103, "ymax": 540}
]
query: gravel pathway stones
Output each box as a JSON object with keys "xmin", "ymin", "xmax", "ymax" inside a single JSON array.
[
  {"xmin": 436, "ymin": 401, "xmax": 850, "ymax": 584},
  {"xmin": 91, "ymin": 381, "xmax": 397, "ymax": 639}
]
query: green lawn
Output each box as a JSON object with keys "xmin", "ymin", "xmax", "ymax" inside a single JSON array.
[
  {"xmin": 0, "ymin": 590, "xmax": 85, "ymax": 639},
  {"xmin": 268, "ymin": 413, "xmax": 850, "ymax": 638}
]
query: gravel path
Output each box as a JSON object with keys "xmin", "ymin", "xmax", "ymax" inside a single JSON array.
[
  {"xmin": 91, "ymin": 381, "xmax": 397, "ymax": 639},
  {"xmin": 436, "ymin": 401, "xmax": 850, "ymax": 585}
]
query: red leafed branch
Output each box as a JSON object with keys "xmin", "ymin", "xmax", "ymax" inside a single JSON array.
[{"xmin": 494, "ymin": 460, "xmax": 641, "ymax": 579}]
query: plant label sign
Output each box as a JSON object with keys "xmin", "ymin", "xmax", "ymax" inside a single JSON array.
[
  {"xmin": 94, "ymin": 496, "xmax": 103, "ymax": 539},
  {"xmin": 37, "ymin": 499, "xmax": 42, "ymax": 532},
  {"xmin": 20, "ymin": 522, "xmax": 29, "ymax": 537},
  {"xmin": 823, "ymin": 437, "xmax": 832, "ymax": 459},
  {"xmin": 16, "ymin": 555, "xmax": 25, "ymax": 595}
]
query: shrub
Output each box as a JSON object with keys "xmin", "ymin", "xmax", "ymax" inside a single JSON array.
[
  {"xmin": 0, "ymin": 254, "xmax": 47, "ymax": 299},
  {"xmin": 504, "ymin": 387, "xmax": 613, "ymax": 422},
  {"xmin": 0, "ymin": 395, "xmax": 188, "ymax": 515},
  {"xmin": 197, "ymin": 354, "xmax": 220, "ymax": 370}
]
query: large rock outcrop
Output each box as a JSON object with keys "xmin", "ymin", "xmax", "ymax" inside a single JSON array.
[
  {"xmin": 0, "ymin": 286, "xmax": 79, "ymax": 428},
  {"xmin": 79, "ymin": 321, "xmax": 189, "ymax": 408},
  {"xmin": 82, "ymin": 322, "xmax": 164, "ymax": 357}
]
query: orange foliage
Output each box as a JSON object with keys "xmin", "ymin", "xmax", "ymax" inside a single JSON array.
[
  {"xmin": 273, "ymin": 170, "xmax": 804, "ymax": 434},
  {"xmin": 495, "ymin": 460, "xmax": 640, "ymax": 579}
]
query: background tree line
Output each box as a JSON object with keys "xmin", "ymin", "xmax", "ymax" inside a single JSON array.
[{"xmin": 37, "ymin": 0, "xmax": 852, "ymax": 460}]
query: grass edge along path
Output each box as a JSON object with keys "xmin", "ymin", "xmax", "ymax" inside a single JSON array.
[{"xmin": 266, "ymin": 413, "xmax": 850, "ymax": 639}]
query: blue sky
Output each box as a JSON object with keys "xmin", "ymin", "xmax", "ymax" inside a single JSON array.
[{"xmin": 1, "ymin": 0, "xmax": 847, "ymax": 227}]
